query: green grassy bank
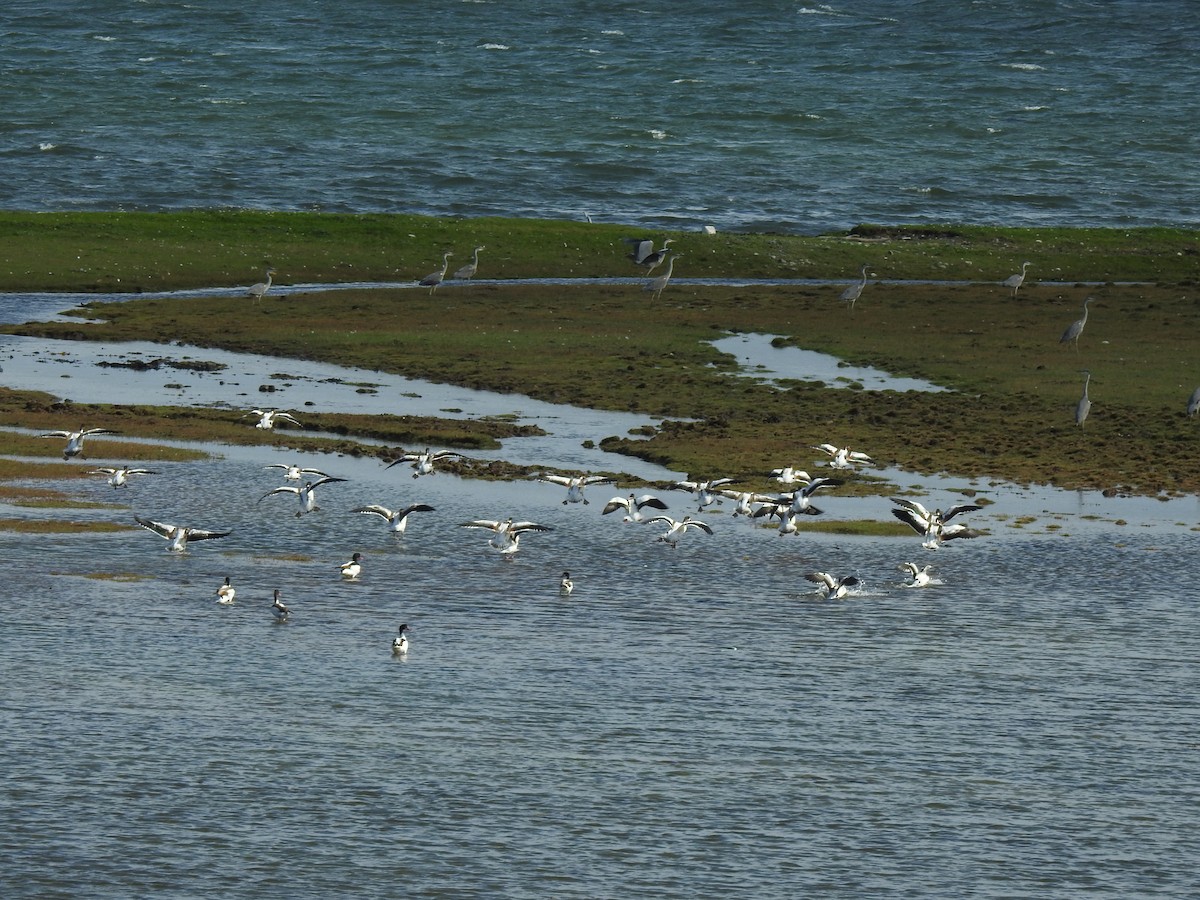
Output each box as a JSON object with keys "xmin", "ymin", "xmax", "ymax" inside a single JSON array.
[{"xmin": 2, "ymin": 212, "xmax": 1198, "ymax": 498}]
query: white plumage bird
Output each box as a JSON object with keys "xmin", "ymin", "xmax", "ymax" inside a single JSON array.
[
  {"xmin": 532, "ymin": 472, "xmax": 615, "ymax": 505},
  {"xmin": 134, "ymin": 516, "xmax": 232, "ymax": 553},
  {"xmin": 1003, "ymin": 261, "xmax": 1031, "ymax": 297},
  {"xmin": 645, "ymin": 515, "xmax": 714, "ymax": 549},
  {"xmin": 459, "ymin": 517, "xmax": 552, "ymax": 555},
  {"xmin": 812, "ymin": 443, "xmax": 873, "ymax": 470},
  {"xmin": 259, "ymin": 476, "xmax": 348, "ymax": 517},
  {"xmin": 891, "ymin": 497, "xmax": 982, "ymax": 550},
  {"xmin": 672, "ymin": 477, "xmax": 738, "ymax": 511},
  {"xmin": 88, "ymin": 465, "xmax": 157, "ymax": 488},
  {"xmin": 40, "ymin": 427, "xmax": 116, "ymax": 460},
  {"xmin": 352, "ymin": 503, "xmax": 435, "ymax": 534},
  {"xmin": 601, "ymin": 492, "xmax": 669, "ymax": 522},
  {"xmin": 387, "ymin": 448, "xmax": 465, "ymax": 479},
  {"xmin": 805, "ymin": 571, "xmax": 861, "ymax": 600},
  {"xmin": 244, "ymin": 409, "xmax": 302, "ymax": 430}
]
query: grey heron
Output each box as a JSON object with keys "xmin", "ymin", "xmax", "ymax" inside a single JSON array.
[
  {"xmin": 420, "ymin": 252, "xmax": 453, "ymax": 293},
  {"xmin": 1003, "ymin": 262, "xmax": 1031, "ymax": 297},
  {"xmin": 247, "ymin": 267, "xmax": 276, "ymax": 302},
  {"xmin": 840, "ymin": 263, "xmax": 870, "ymax": 311},
  {"xmin": 643, "ymin": 253, "xmax": 680, "ymax": 300},
  {"xmin": 1059, "ymin": 296, "xmax": 1094, "ymax": 350},
  {"xmin": 453, "ymin": 246, "xmax": 485, "ymax": 280},
  {"xmin": 1188, "ymin": 386, "xmax": 1200, "ymax": 417},
  {"xmin": 1076, "ymin": 370, "xmax": 1092, "ymax": 428},
  {"xmin": 625, "ymin": 237, "xmax": 673, "ymax": 270}
]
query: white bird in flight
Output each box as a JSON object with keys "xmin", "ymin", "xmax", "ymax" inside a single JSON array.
[
  {"xmin": 134, "ymin": 516, "xmax": 232, "ymax": 553},
  {"xmin": 601, "ymin": 492, "xmax": 669, "ymax": 523},
  {"xmin": 40, "ymin": 427, "xmax": 116, "ymax": 460},
  {"xmin": 891, "ymin": 497, "xmax": 982, "ymax": 550},
  {"xmin": 532, "ymin": 472, "xmax": 616, "ymax": 505},
  {"xmin": 264, "ymin": 463, "xmax": 331, "ymax": 482},
  {"xmin": 812, "ymin": 443, "xmax": 873, "ymax": 470},
  {"xmin": 459, "ymin": 517, "xmax": 552, "ymax": 555},
  {"xmin": 245, "ymin": 409, "xmax": 302, "ymax": 430},
  {"xmin": 88, "ymin": 465, "xmax": 157, "ymax": 488},
  {"xmin": 387, "ymin": 448, "xmax": 465, "ymax": 479},
  {"xmin": 672, "ymin": 477, "xmax": 738, "ymax": 511},
  {"xmin": 645, "ymin": 515, "xmax": 714, "ymax": 549},
  {"xmin": 352, "ymin": 503, "xmax": 435, "ymax": 534},
  {"xmin": 260, "ymin": 476, "xmax": 348, "ymax": 517}
]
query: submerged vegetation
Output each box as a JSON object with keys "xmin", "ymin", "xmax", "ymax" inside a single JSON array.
[{"xmin": 1, "ymin": 212, "xmax": 1198, "ymax": 497}]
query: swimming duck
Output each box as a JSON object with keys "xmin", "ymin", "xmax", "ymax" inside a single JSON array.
[
  {"xmin": 805, "ymin": 571, "xmax": 861, "ymax": 600},
  {"xmin": 898, "ymin": 562, "xmax": 934, "ymax": 587},
  {"xmin": 216, "ymin": 576, "xmax": 236, "ymax": 604},
  {"xmin": 134, "ymin": 516, "xmax": 232, "ymax": 553},
  {"xmin": 352, "ymin": 502, "xmax": 436, "ymax": 534},
  {"xmin": 601, "ymin": 492, "xmax": 669, "ymax": 523},
  {"xmin": 559, "ymin": 571, "xmax": 574, "ymax": 595},
  {"xmin": 271, "ymin": 589, "xmax": 290, "ymax": 622},
  {"xmin": 264, "ymin": 463, "xmax": 331, "ymax": 482},
  {"xmin": 392, "ymin": 623, "xmax": 410, "ymax": 654},
  {"xmin": 532, "ymin": 472, "xmax": 616, "ymax": 505},
  {"xmin": 339, "ymin": 552, "xmax": 364, "ymax": 579},
  {"xmin": 386, "ymin": 448, "xmax": 465, "ymax": 479},
  {"xmin": 244, "ymin": 409, "xmax": 302, "ymax": 430},
  {"xmin": 40, "ymin": 427, "xmax": 116, "ymax": 460},
  {"xmin": 260, "ymin": 476, "xmax": 348, "ymax": 517},
  {"xmin": 812, "ymin": 443, "xmax": 874, "ymax": 470},
  {"xmin": 672, "ymin": 477, "xmax": 739, "ymax": 511},
  {"xmin": 645, "ymin": 514, "xmax": 714, "ymax": 549},
  {"xmin": 88, "ymin": 465, "xmax": 157, "ymax": 488},
  {"xmin": 459, "ymin": 517, "xmax": 552, "ymax": 555}
]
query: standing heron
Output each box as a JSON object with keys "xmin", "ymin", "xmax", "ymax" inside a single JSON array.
[
  {"xmin": 420, "ymin": 252, "xmax": 453, "ymax": 294},
  {"xmin": 247, "ymin": 267, "xmax": 276, "ymax": 302},
  {"xmin": 1076, "ymin": 370, "xmax": 1092, "ymax": 428},
  {"xmin": 643, "ymin": 253, "xmax": 680, "ymax": 300},
  {"xmin": 1188, "ymin": 386, "xmax": 1200, "ymax": 417},
  {"xmin": 840, "ymin": 263, "xmax": 870, "ymax": 311},
  {"xmin": 453, "ymin": 246, "xmax": 485, "ymax": 281},
  {"xmin": 1004, "ymin": 262, "xmax": 1031, "ymax": 298},
  {"xmin": 1059, "ymin": 296, "xmax": 1094, "ymax": 350}
]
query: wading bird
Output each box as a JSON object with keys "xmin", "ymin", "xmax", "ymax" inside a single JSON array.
[
  {"xmin": 532, "ymin": 472, "xmax": 615, "ymax": 505},
  {"xmin": 259, "ymin": 476, "xmax": 348, "ymax": 517},
  {"xmin": 891, "ymin": 497, "xmax": 982, "ymax": 550},
  {"xmin": 41, "ymin": 427, "xmax": 116, "ymax": 460},
  {"xmin": 840, "ymin": 263, "xmax": 870, "ymax": 311},
  {"xmin": 645, "ymin": 515, "xmax": 714, "ymax": 549},
  {"xmin": 271, "ymin": 589, "xmax": 290, "ymax": 622},
  {"xmin": 247, "ymin": 267, "xmax": 276, "ymax": 302},
  {"xmin": 420, "ymin": 252, "xmax": 453, "ymax": 293},
  {"xmin": 805, "ymin": 571, "xmax": 861, "ymax": 600},
  {"xmin": 216, "ymin": 576, "xmax": 236, "ymax": 604},
  {"xmin": 1188, "ymin": 386, "xmax": 1200, "ymax": 418},
  {"xmin": 453, "ymin": 246, "xmax": 485, "ymax": 281},
  {"xmin": 1076, "ymin": 369, "xmax": 1092, "ymax": 428},
  {"xmin": 812, "ymin": 443, "xmax": 873, "ymax": 470},
  {"xmin": 392, "ymin": 623, "xmax": 410, "ymax": 655},
  {"xmin": 134, "ymin": 516, "xmax": 232, "ymax": 553},
  {"xmin": 1060, "ymin": 296, "xmax": 1094, "ymax": 350},
  {"xmin": 88, "ymin": 465, "xmax": 157, "ymax": 488},
  {"xmin": 352, "ymin": 502, "xmax": 435, "ymax": 534},
  {"xmin": 459, "ymin": 517, "xmax": 552, "ymax": 555},
  {"xmin": 339, "ymin": 552, "xmax": 364, "ymax": 579},
  {"xmin": 601, "ymin": 492, "xmax": 669, "ymax": 523},
  {"xmin": 387, "ymin": 448, "xmax": 465, "ymax": 479},
  {"xmin": 643, "ymin": 253, "xmax": 680, "ymax": 300},
  {"xmin": 1003, "ymin": 261, "xmax": 1031, "ymax": 297},
  {"xmin": 244, "ymin": 409, "xmax": 302, "ymax": 430}
]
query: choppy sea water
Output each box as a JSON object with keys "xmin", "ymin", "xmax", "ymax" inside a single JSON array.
[{"xmin": 2, "ymin": 1, "xmax": 1198, "ymax": 230}]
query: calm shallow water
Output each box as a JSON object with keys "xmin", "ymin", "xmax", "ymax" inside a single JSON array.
[
  {"xmin": 5, "ymin": 289, "xmax": 1200, "ymax": 895},
  {"xmin": 3, "ymin": 445, "xmax": 1200, "ymax": 898}
]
